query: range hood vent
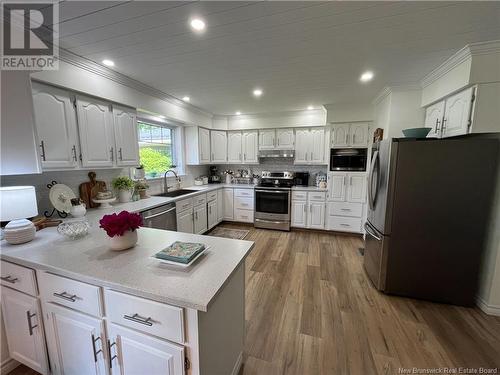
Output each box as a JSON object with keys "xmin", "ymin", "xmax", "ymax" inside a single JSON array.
[{"xmin": 258, "ymin": 150, "xmax": 295, "ymax": 158}]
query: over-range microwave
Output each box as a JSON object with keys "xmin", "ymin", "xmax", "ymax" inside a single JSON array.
[{"xmin": 330, "ymin": 148, "xmax": 367, "ymax": 171}]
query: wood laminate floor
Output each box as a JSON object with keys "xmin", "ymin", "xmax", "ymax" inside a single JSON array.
[{"xmin": 8, "ymin": 224, "xmax": 500, "ymax": 375}]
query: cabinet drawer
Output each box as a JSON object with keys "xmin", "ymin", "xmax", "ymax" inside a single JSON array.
[
  {"xmin": 329, "ymin": 202, "xmax": 363, "ymax": 217},
  {"xmin": 234, "ymin": 208, "xmax": 254, "ymax": 223},
  {"xmin": 234, "ymin": 196, "xmax": 253, "ymax": 210},
  {"xmin": 0, "ymin": 260, "xmax": 37, "ymax": 296},
  {"xmin": 327, "ymin": 216, "xmax": 362, "ymax": 233},
  {"xmin": 38, "ymin": 272, "xmax": 103, "ymax": 317},
  {"xmin": 193, "ymin": 193, "xmax": 207, "ymax": 207},
  {"xmin": 308, "ymin": 191, "xmax": 326, "ymax": 201},
  {"xmin": 176, "ymin": 198, "xmax": 193, "ymax": 213},
  {"xmin": 207, "ymin": 191, "xmax": 218, "ymax": 202},
  {"xmin": 104, "ymin": 289, "xmax": 184, "ymax": 344},
  {"xmin": 234, "ymin": 189, "xmax": 254, "ymax": 198},
  {"xmin": 291, "ymin": 191, "xmax": 307, "ymax": 200}
]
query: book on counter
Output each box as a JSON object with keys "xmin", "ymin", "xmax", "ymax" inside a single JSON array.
[{"xmin": 154, "ymin": 241, "xmax": 206, "ymax": 264}]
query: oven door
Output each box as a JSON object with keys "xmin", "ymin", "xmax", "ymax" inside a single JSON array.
[{"xmin": 255, "ymin": 189, "xmax": 290, "ymax": 221}]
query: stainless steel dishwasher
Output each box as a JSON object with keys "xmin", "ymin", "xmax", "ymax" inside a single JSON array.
[{"xmin": 140, "ymin": 202, "xmax": 177, "ymax": 231}]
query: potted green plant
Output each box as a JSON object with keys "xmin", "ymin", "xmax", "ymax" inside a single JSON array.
[
  {"xmin": 135, "ymin": 180, "xmax": 149, "ymax": 199},
  {"xmin": 112, "ymin": 176, "xmax": 135, "ymax": 203}
]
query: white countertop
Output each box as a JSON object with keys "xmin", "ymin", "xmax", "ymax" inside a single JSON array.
[
  {"xmin": 0, "ymin": 226, "xmax": 254, "ymax": 312},
  {"xmin": 291, "ymin": 186, "xmax": 327, "ymax": 192}
]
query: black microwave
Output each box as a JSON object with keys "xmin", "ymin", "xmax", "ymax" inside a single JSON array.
[{"xmin": 330, "ymin": 148, "xmax": 367, "ymax": 171}]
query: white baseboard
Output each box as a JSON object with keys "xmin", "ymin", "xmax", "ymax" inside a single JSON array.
[
  {"xmin": 231, "ymin": 351, "xmax": 243, "ymax": 375},
  {"xmin": 476, "ymin": 296, "xmax": 500, "ymax": 316},
  {"xmin": 1, "ymin": 358, "xmax": 19, "ymax": 375}
]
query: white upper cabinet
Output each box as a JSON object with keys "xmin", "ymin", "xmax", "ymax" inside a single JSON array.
[
  {"xmin": 294, "ymin": 129, "xmax": 310, "ymax": 164},
  {"xmin": 76, "ymin": 95, "xmax": 115, "ymax": 168},
  {"xmin": 259, "ymin": 129, "xmax": 275, "ymax": 150},
  {"xmin": 424, "ymin": 101, "xmax": 445, "ymax": 138},
  {"xmin": 31, "ymin": 83, "xmax": 79, "ymax": 169},
  {"xmin": 332, "ymin": 123, "xmax": 369, "ymax": 147},
  {"xmin": 309, "ymin": 128, "xmax": 325, "ymax": 164},
  {"xmin": 227, "ymin": 132, "xmax": 242, "ymax": 163},
  {"xmin": 331, "ymin": 123, "xmax": 349, "ymax": 147},
  {"xmin": 185, "ymin": 126, "xmax": 210, "ymax": 165},
  {"xmin": 113, "ymin": 105, "xmax": 139, "ymax": 166},
  {"xmin": 275, "ymin": 129, "xmax": 294, "ymax": 149},
  {"xmin": 295, "ymin": 128, "xmax": 325, "ymax": 165},
  {"xmin": 442, "ymin": 87, "xmax": 474, "ymax": 138},
  {"xmin": 242, "ymin": 131, "xmax": 258, "ymax": 163},
  {"xmin": 210, "ymin": 130, "xmax": 227, "ymax": 163},
  {"xmin": 199, "ymin": 128, "xmax": 211, "ymax": 164}
]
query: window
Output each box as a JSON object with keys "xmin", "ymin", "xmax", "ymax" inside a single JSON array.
[{"xmin": 137, "ymin": 121, "xmax": 176, "ymax": 178}]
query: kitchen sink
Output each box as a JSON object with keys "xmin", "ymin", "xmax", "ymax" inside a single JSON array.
[{"xmin": 155, "ymin": 189, "xmax": 198, "ymax": 198}]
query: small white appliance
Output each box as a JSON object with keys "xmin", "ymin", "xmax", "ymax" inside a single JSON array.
[{"xmin": 0, "ymin": 186, "xmax": 38, "ymax": 244}]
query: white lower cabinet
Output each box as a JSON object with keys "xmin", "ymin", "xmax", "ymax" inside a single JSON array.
[
  {"xmin": 308, "ymin": 201, "xmax": 326, "ymax": 229},
  {"xmin": 291, "ymin": 200, "xmax": 307, "ymax": 228},
  {"xmin": 217, "ymin": 189, "xmax": 223, "ymax": 223},
  {"xmin": 223, "ymin": 188, "xmax": 234, "ymax": 220},
  {"xmin": 207, "ymin": 199, "xmax": 218, "ymax": 229},
  {"xmin": 108, "ymin": 323, "xmax": 185, "ymax": 375},
  {"xmin": 43, "ymin": 303, "xmax": 106, "ymax": 375},
  {"xmin": 1, "ymin": 286, "xmax": 49, "ymax": 374},
  {"xmin": 291, "ymin": 191, "xmax": 326, "ymax": 230},
  {"xmin": 194, "ymin": 204, "xmax": 208, "ymax": 234},
  {"xmin": 176, "ymin": 209, "xmax": 194, "ymax": 234}
]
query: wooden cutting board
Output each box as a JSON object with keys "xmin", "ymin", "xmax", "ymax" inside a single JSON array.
[{"xmin": 79, "ymin": 171, "xmax": 107, "ymax": 208}]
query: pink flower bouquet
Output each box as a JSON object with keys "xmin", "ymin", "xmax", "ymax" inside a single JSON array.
[{"xmin": 99, "ymin": 211, "xmax": 143, "ymax": 237}]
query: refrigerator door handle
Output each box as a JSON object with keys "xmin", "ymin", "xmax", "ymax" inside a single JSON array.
[
  {"xmin": 364, "ymin": 222, "xmax": 382, "ymax": 241},
  {"xmin": 367, "ymin": 150, "xmax": 379, "ymax": 210}
]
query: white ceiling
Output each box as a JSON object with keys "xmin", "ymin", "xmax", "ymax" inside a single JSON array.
[{"xmin": 57, "ymin": 1, "xmax": 500, "ymax": 115}]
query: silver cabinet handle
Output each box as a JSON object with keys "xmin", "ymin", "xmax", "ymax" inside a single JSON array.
[
  {"xmin": 442, "ymin": 118, "xmax": 447, "ymax": 131},
  {"xmin": 91, "ymin": 334, "xmax": 102, "ymax": 363},
  {"xmin": 340, "ymin": 223, "xmax": 350, "ymax": 227},
  {"xmin": 435, "ymin": 118, "xmax": 441, "ymax": 134},
  {"xmin": 123, "ymin": 313, "xmax": 153, "ymax": 326},
  {"xmin": 305, "ymin": 152, "xmax": 308, "ymax": 161},
  {"xmin": 53, "ymin": 291, "xmax": 77, "ymax": 302},
  {"xmin": 119, "ymin": 148, "xmax": 123, "ymax": 161},
  {"xmin": 239, "ymin": 153, "xmax": 241, "ymax": 160},
  {"xmin": 340, "ymin": 208, "xmax": 352, "ymax": 211},
  {"xmin": 309, "ymin": 204, "xmax": 312, "ymax": 213},
  {"xmin": 1, "ymin": 275, "xmax": 18, "ymax": 284},
  {"xmin": 26, "ymin": 311, "xmax": 37, "ymax": 336},
  {"xmin": 343, "ymin": 176, "xmax": 346, "ymax": 186},
  {"xmin": 107, "ymin": 339, "xmax": 117, "ymax": 369},
  {"xmin": 72, "ymin": 145, "xmax": 78, "ymax": 161},
  {"xmin": 353, "ymin": 134, "xmax": 356, "ymax": 144},
  {"xmin": 350, "ymin": 176, "xmax": 352, "ymax": 186},
  {"xmin": 244, "ymin": 153, "xmax": 246, "ymax": 160},
  {"xmin": 39, "ymin": 140, "xmax": 46, "ymax": 161},
  {"xmin": 303, "ymin": 204, "xmax": 306, "ymax": 213},
  {"xmin": 310, "ymin": 152, "xmax": 313, "ymax": 161},
  {"xmin": 110, "ymin": 147, "xmax": 114, "ymax": 161}
]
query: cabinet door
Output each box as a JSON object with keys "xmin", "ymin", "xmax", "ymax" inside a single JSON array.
[
  {"xmin": 350, "ymin": 123, "xmax": 369, "ymax": 147},
  {"xmin": 199, "ymin": 128, "xmax": 211, "ymax": 164},
  {"xmin": 1, "ymin": 287, "xmax": 49, "ymax": 374},
  {"xmin": 108, "ymin": 323, "xmax": 185, "ymax": 375},
  {"xmin": 310, "ymin": 128, "xmax": 325, "ymax": 164},
  {"xmin": 291, "ymin": 200, "xmax": 307, "ymax": 228},
  {"xmin": 242, "ymin": 131, "xmax": 258, "ymax": 163},
  {"xmin": 207, "ymin": 200, "xmax": 218, "ymax": 230},
  {"xmin": 194, "ymin": 204, "xmax": 208, "ymax": 234},
  {"xmin": 76, "ymin": 96, "xmax": 115, "ymax": 167},
  {"xmin": 259, "ymin": 130, "xmax": 275, "ymax": 150},
  {"xmin": 210, "ymin": 131, "xmax": 227, "ymax": 163},
  {"xmin": 43, "ymin": 303, "xmax": 106, "ymax": 375},
  {"xmin": 347, "ymin": 174, "xmax": 366, "ymax": 203},
  {"xmin": 217, "ymin": 189, "xmax": 223, "ymax": 222},
  {"xmin": 32, "ymin": 83, "xmax": 79, "ymax": 169},
  {"xmin": 424, "ymin": 101, "xmax": 445, "ymax": 138},
  {"xmin": 227, "ymin": 132, "xmax": 242, "ymax": 163},
  {"xmin": 443, "ymin": 87, "xmax": 474, "ymax": 138},
  {"xmin": 294, "ymin": 129, "xmax": 311, "ymax": 164},
  {"xmin": 328, "ymin": 173, "xmax": 347, "ymax": 202},
  {"xmin": 276, "ymin": 129, "xmax": 294, "ymax": 149},
  {"xmin": 307, "ymin": 202, "xmax": 325, "ymax": 229},
  {"xmin": 223, "ymin": 188, "xmax": 234, "ymax": 220},
  {"xmin": 331, "ymin": 124, "xmax": 350, "ymax": 147},
  {"xmin": 176, "ymin": 210, "xmax": 193, "ymax": 233},
  {"xmin": 113, "ymin": 106, "xmax": 139, "ymax": 166}
]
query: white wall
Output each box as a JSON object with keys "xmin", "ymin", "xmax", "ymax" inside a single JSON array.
[
  {"xmin": 225, "ymin": 108, "xmax": 326, "ymax": 130},
  {"xmin": 325, "ymin": 103, "xmax": 373, "ymax": 123}
]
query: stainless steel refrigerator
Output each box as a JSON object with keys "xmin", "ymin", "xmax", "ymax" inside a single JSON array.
[{"xmin": 364, "ymin": 136, "xmax": 498, "ymax": 306}]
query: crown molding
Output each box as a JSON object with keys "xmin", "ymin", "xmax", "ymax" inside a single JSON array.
[
  {"xmin": 372, "ymin": 87, "xmax": 392, "ymax": 105},
  {"xmin": 226, "ymin": 106, "xmax": 326, "ymax": 120},
  {"xmin": 59, "ymin": 49, "xmax": 213, "ymax": 119},
  {"xmin": 372, "ymin": 83, "xmax": 422, "ymax": 105},
  {"xmin": 421, "ymin": 40, "xmax": 500, "ymax": 88}
]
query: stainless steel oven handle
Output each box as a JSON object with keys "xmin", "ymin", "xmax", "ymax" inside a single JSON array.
[
  {"xmin": 143, "ymin": 207, "xmax": 176, "ymax": 220},
  {"xmin": 364, "ymin": 222, "xmax": 382, "ymax": 241},
  {"xmin": 255, "ymin": 190, "xmax": 289, "ymax": 194},
  {"xmin": 255, "ymin": 218, "xmax": 286, "ymax": 225}
]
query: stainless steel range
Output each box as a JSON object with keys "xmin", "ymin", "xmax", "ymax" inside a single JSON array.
[{"xmin": 254, "ymin": 171, "xmax": 294, "ymax": 231}]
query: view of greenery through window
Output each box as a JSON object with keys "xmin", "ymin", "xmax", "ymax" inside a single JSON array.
[{"xmin": 138, "ymin": 121, "xmax": 174, "ymax": 178}]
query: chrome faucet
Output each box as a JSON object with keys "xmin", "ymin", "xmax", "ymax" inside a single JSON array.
[{"xmin": 164, "ymin": 169, "xmax": 181, "ymax": 193}]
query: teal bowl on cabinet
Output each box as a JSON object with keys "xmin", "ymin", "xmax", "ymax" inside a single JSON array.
[{"xmin": 402, "ymin": 127, "xmax": 432, "ymax": 138}]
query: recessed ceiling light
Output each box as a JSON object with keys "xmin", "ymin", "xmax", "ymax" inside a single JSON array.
[
  {"xmin": 360, "ymin": 71, "xmax": 374, "ymax": 83},
  {"xmin": 182, "ymin": 96, "xmax": 190, "ymax": 102},
  {"xmin": 190, "ymin": 18, "xmax": 206, "ymax": 32},
  {"xmin": 102, "ymin": 59, "xmax": 114, "ymax": 67},
  {"xmin": 159, "ymin": 115, "xmax": 166, "ymax": 119},
  {"xmin": 253, "ymin": 89, "xmax": 263, "ymax": 97},
  {"xmin": 307, "ymin": 105, "xmax": 314, "ymax": 110},
  {"xmin": 235, "ymin": 111, "xmax": 241, "ymax": 115}
]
